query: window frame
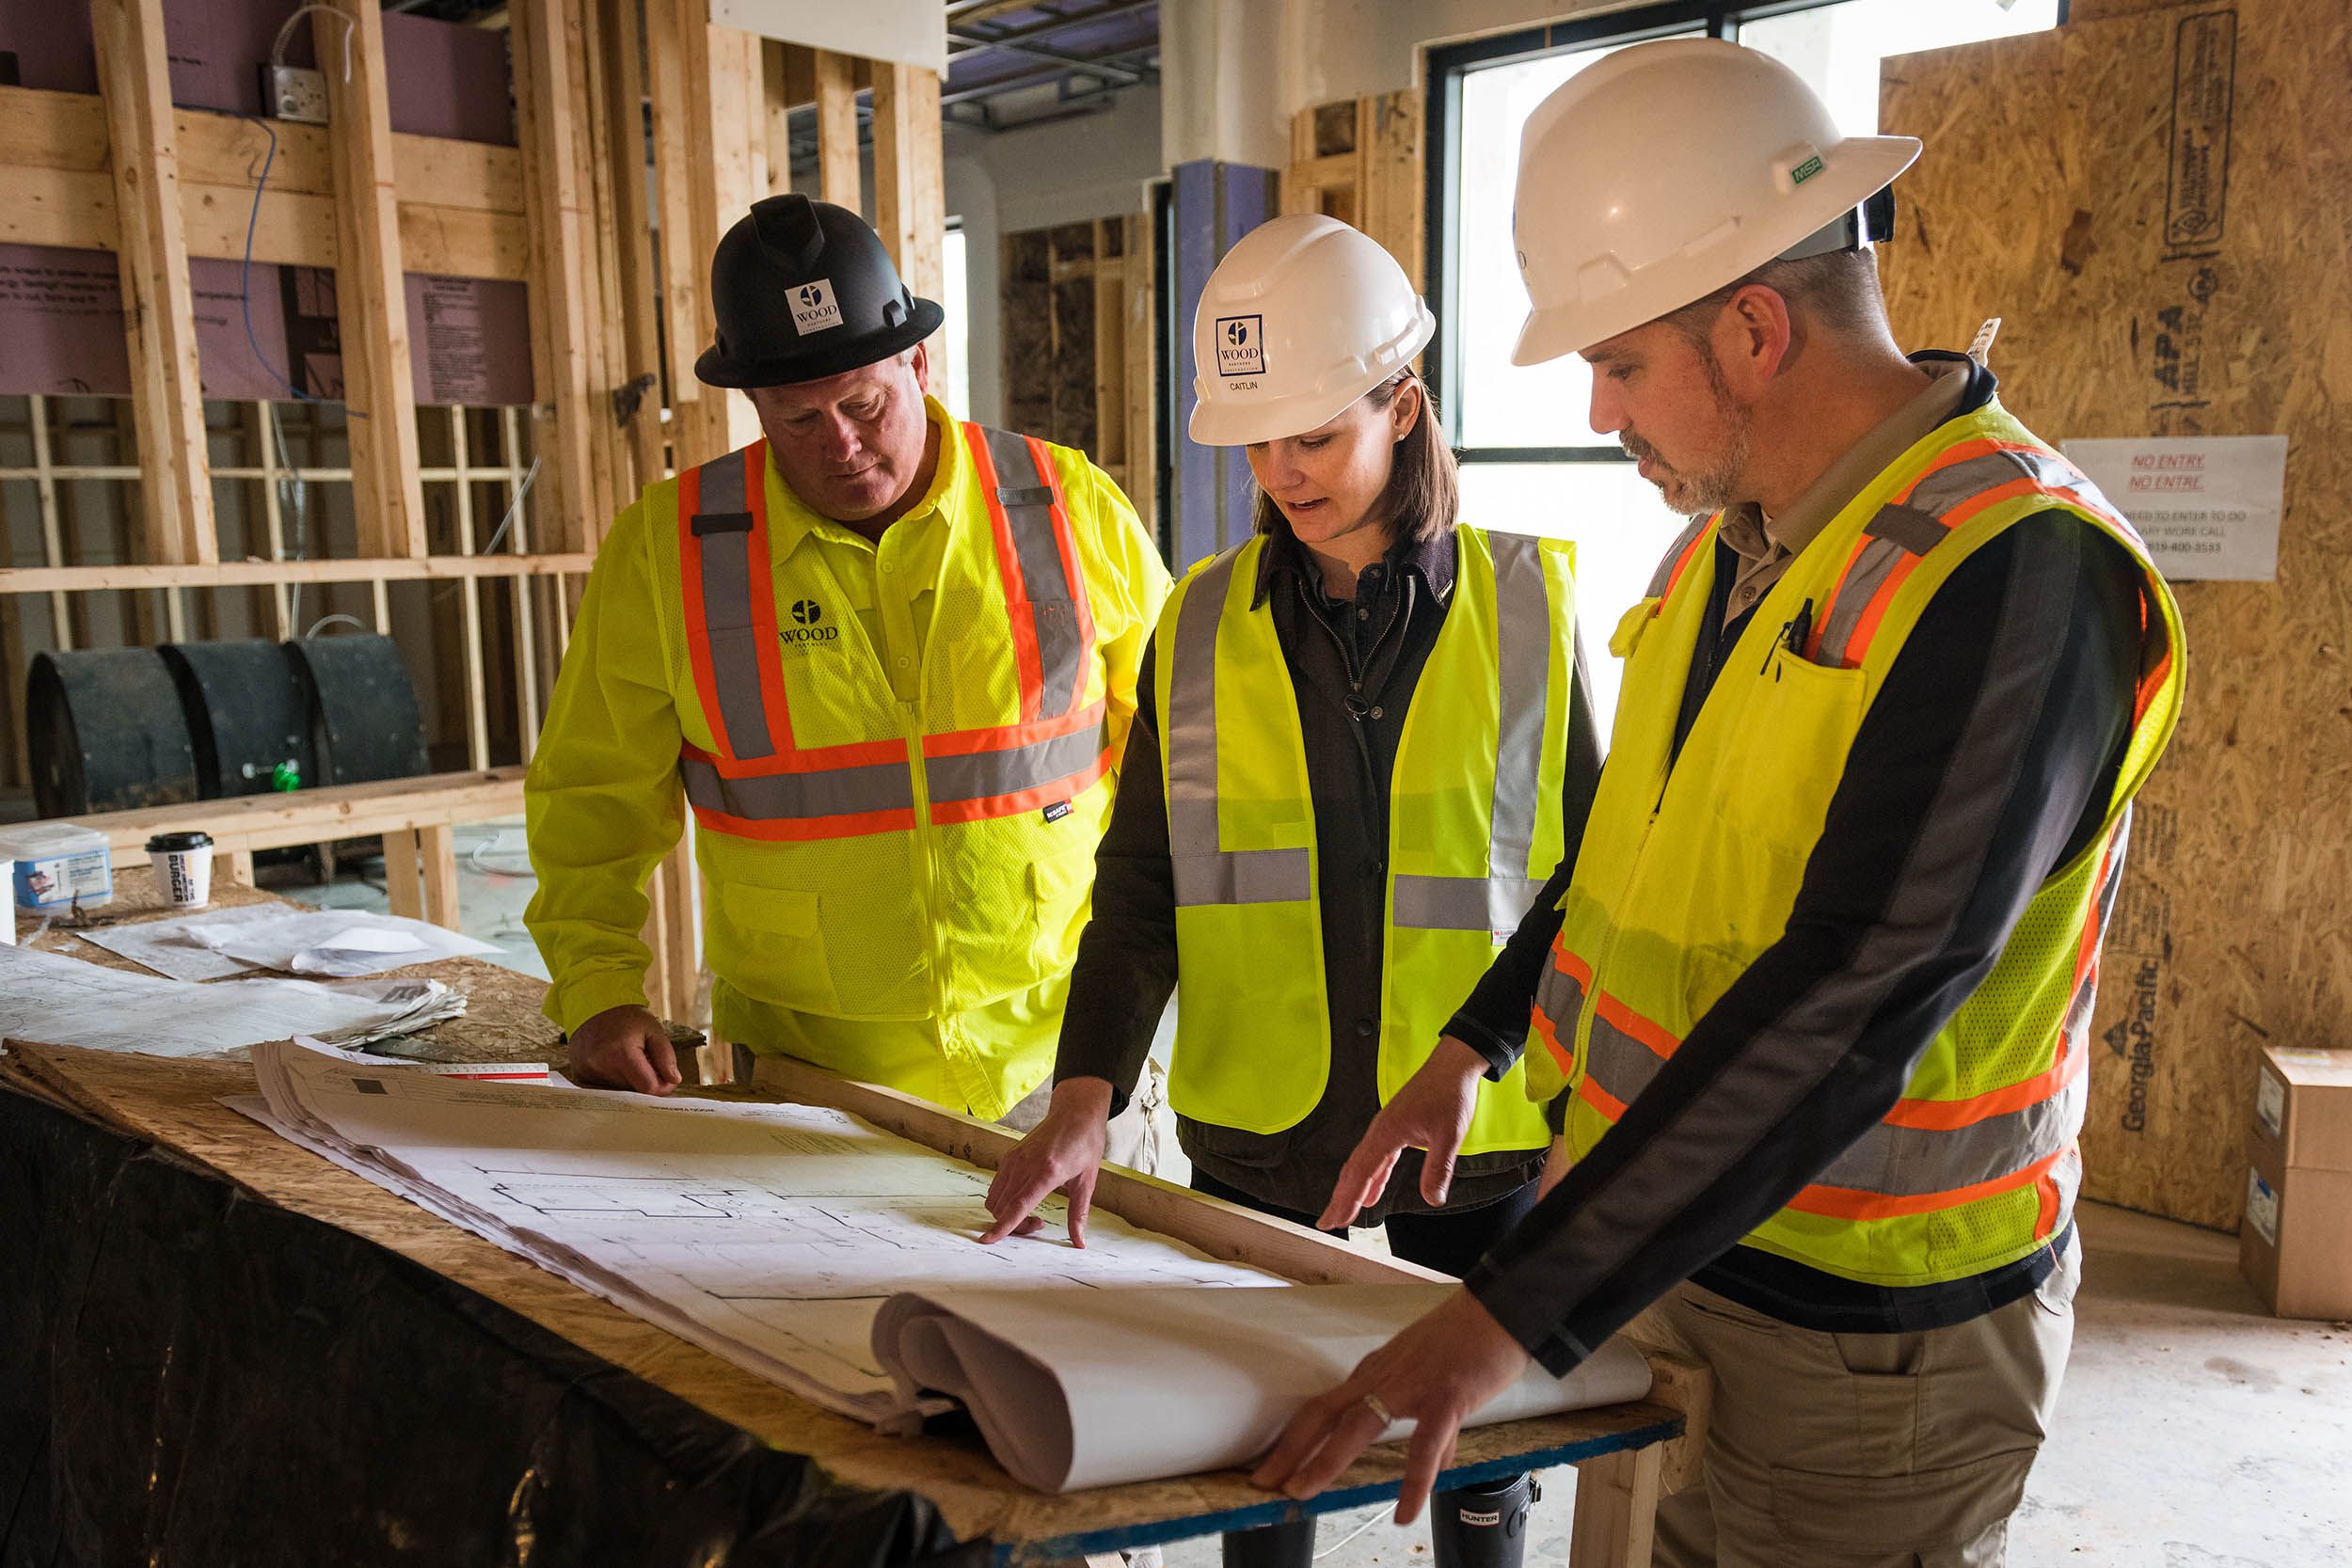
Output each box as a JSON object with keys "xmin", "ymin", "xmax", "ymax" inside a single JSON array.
[{"xmin": 1422, "ymin": 0, "xmax": 2069, "ymax": 463}]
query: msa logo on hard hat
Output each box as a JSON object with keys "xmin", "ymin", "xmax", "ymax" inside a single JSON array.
[
  {"xmin": 790, "ymin": 278, "xmax": 844, "ymax": 335},
  {"xmin": 1214, "ymin": 314, "xmax": 1265, "ymax": 377},
  {"xmin": 781, "ymin": 598, "xmax": 839, "ymax": 646}
]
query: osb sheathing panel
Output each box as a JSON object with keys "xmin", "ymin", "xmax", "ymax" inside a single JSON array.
[{"xmin": 1879, "ymin": 3, "xmax": 2352, "ymax": 1230}]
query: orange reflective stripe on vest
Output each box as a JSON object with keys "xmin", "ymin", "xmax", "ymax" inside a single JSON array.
[
  {"xmin": 1809, "ymin": 441, "xmax": 2128, "ymax": 668},
  {"xmin": 676, "ymin": 427, "xmax": 1105, "ymax": 840}
]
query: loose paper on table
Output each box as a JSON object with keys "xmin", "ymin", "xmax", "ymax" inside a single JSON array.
[
  {"xmin": 0, "ymin": 942, "xmax": 465, "ymax": 1056},
  {"xmin": 77, "ymin": 903, "xmax": 497, "ymax": 982}
]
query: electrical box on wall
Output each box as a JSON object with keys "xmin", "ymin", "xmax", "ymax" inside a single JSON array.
[{"xmin": 263, "ymin": 64, "xmax": 328, "ymax": 125}]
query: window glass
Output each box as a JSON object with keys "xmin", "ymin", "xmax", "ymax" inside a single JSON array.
[
  {"xmin": 1453, "ymin": 37, "xmax": 1701, "ymax": 450},
  {"xmin": 1464, "ymin": 461, "xmax": 1691, "ymax": 728},
  {"xmin": 1738, "ymin": 1, "xmax": 2063, "ymax": 135},
  {"xmin": 941, "ymin": 226, "xmax": 971, "ymax": 419}
]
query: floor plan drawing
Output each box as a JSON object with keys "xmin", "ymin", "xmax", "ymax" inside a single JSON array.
[{"xmin": 238, "ymin": 1041, "xmax": 1286, "ymax": 1421}]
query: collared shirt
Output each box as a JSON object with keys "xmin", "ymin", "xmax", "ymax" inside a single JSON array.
[{"xmin": 1716, "ymin": 362, "xmax": 1972, "ymax": 624}]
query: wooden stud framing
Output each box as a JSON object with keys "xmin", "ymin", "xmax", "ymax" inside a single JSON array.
[
  {"xmin": 811, "ymin": 48, "xmax": 862, "ymax": 210},
  {"xmin": 315, "ymin": 0, "xmax": 427, "ymax": 561},
  {"xmin": 88, "ymin": 0, "xmax": 215, "ymax": 567},
  {"xmin": 761, "ymin": 40, "xmax": 793, "ymax": 197},
  {"xmin": 513, "ymin": 0, "xmax": 601, "ymax": 558},
  {"xmin": 873, "ymin": 62, "xmax": 946, "ymax": 392},
  {"xmin": 0, "ymin": 85, "xmax": 531, "ymax": 280},
  {"xmin": 602, "ymin": 0, "xmax": 668, "ymax": 498},
  {"xmin": 450, "ymin": 409, "xmax": 491, "ymax": 770},
  {"xmin": 1284, "ymin": 91, "xmax": 1425, "ymax": 295},
  {"xmin": 998, "ymin": 215, "xmax": 1153, "ymax": 523},
  {"xmin": 661, "ymin": 2, "xmax": 762, "ymax": 470},
  {"xmin": 645, "ymin": 0, "xmax": 706, "ymax": 416}
]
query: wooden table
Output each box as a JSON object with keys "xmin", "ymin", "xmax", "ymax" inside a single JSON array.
[{"xmin": 1, "ymin": 875, "xmax": 1706, "ymax": 1565}]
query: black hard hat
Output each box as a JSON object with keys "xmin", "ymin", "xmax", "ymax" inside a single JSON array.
[{"xmin": 694, "ymin": 195, "xmax": 946, "ymax": 388}]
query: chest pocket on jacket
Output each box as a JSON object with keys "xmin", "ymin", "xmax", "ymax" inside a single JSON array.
[{"xmin": 1705, "ymin": 647, "xmax": 1867, "ymax": 948}]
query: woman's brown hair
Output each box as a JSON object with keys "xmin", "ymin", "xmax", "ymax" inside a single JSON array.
[{"xmin": 1251, "ymin": 371, "xmax": 1459, "ymax": 546}]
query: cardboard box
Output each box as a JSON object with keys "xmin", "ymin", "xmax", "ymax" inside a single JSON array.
[{"xmin": 2240, "ymin": 1048, "xmax": 2352, "ymax": 1320}]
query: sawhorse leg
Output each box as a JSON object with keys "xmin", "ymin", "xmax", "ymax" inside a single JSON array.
[{"xmin": 1568, "ymin": 1444, "xmax": 1663, "ymax": 1568}]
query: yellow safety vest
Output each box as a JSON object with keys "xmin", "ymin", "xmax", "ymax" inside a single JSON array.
[
  {"xmin": 666, "ymin": 426, "xmax": 1124, "ymax": 1104},
  {"xmin": 1528, "ymin": 401, "xmax": 2185, "ymax": 1287},
  {"xmin": 1156, "ymin": 526, "xmax": 1574, "ymax": 1151}
]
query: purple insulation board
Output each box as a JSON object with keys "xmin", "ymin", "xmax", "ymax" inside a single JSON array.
[{"xmin": 0, "ymin": 0, "xmax": 531, "ymax": 406}]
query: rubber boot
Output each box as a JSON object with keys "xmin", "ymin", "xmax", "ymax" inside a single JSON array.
[
  {"xmin": 1429, "ymin": 1473, "xmax": 1539, "ymax": 1568},
  {"xmin": 1221, "ymin": 1515, "xmax": 1316, "ymax": 1568}
]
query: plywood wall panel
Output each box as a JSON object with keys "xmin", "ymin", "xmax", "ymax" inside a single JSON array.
[{"xmin": 1879, "ymin": 2, "xmax": 2352, "ymax": 1229}]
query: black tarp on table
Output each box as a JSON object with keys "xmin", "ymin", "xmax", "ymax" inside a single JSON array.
[{"xmin": 0, "ymin": 1085, "xmax": 989, "ymax": 1568}]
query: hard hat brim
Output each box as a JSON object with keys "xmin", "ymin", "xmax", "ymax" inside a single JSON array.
[
  {"xmin": 694, "ymin": 296, "xmax": 947, "ymax": 388},
  {"xmin": 1509, "ymin": 135, "xmax": 1920, "ymax": 367}
]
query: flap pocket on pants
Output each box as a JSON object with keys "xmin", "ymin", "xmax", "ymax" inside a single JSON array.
[{"xmin": 1770, "ymin": 1447, "xmax": 2036, "ymax": 1553}]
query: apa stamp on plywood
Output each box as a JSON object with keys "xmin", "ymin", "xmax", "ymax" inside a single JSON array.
[{"xmin": 2164, "ymin": 10, "xmax": 2236, "ymax": 254}]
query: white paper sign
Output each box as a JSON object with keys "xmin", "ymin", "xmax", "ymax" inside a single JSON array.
[
  {"xmin": 2062, "ymin": 435, "xmax": 2288, "ymax": 581},
  {"xmin": 708, "ymin": 0, "xmax": 946, "ymax": 73}
]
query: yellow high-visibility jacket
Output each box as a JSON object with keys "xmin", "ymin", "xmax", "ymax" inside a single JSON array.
[
  {"xmin": 1530, "ymin": 399, "xmax": 2185, "ymax": 1287},
  {"xmin": 525, "ymin": 398, "xmax": 1170, "ymax": 1118}
]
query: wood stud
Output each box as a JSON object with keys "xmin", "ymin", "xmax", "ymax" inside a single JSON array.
[
  {"xmin": 317, "ymin": 0, "xmax": 428, "ymax": 562},
  {"xmin": 88, "ymin": 0, "xmax": 215, "ymax": 568},
  {"xmin": 0, "ymin": 1, "xmax": 947, "ymax": 1036}
]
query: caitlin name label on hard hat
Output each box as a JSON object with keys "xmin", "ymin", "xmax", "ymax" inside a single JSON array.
[
  {"xmin": 1214, "ymin": 315, "xmax": 1265, "ymax": 376},
  {"xmin": 790, "ymin": 278, "xmax": 845, "ymax": 335}
]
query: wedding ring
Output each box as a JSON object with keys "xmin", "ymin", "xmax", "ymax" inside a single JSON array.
[{"xmin": 1359, "ymin": 1391, "xmax": 1394, "ymax": 1425}]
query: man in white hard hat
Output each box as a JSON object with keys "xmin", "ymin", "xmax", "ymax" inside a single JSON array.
[{"xmin": 1254, "ymin": 39, "xmax": 2186, "ymax": 1565}]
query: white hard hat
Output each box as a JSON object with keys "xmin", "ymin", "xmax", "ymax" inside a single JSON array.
[
  {"xmin": 1188, "ymin": 214, "xmax": 1436, "ymax": 447},
  {"xmin": 1509, "ymin": 38, "xmax": 1921, "ymax": 365}
]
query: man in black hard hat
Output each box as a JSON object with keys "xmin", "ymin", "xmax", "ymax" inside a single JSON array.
[{"xmin": 525, "ymin": 196, "xmax": 1171, "ymax": 1151}]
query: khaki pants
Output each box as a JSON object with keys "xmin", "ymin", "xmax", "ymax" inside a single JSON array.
[
  {"xmin": 1629, "ymin": 1236, "xmax": 2080, "ymax": 1568},
  {"xmin": 998, "ymin": 1057, "xmax": 1166, "ymax": 1177}
]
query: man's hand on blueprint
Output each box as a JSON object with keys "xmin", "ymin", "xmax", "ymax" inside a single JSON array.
[
  {"xmin": 567, "ymin": 1005, "xmax": 681, "ymax": 1095},
  {"xmin": 1249, "ymin": 1287, "xmax": 1530, "ymax": 1525}
]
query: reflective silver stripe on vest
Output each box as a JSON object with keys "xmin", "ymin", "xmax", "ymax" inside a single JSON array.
[
  {"xmin": 689, "ymin": 448, "xmax": 778, "ymax": 761},
  {"xmin": 680, "ymin": 752, "xmax": 914, "ymax": 821},
  {"xmin": 1816, "ymin": 447, "xmax": 2099, "ymax": 667},
  {"xmin": 1582, "ymin": 1008, "xmax": 1666, "ymax": 1107},
  {"xmin": 1391, "ymin": 531, "xmax": 1555, "ymax": 934},
  {"xmin": 926, "ymin": 716, "xmax": 1107, "ymax": 805},
  {"xmin": 1809, "ymin": 1069, "xmax": 2087, "ymax": 1201},
  {"xmin": 1533, "ymin": 954, "xmax": 1585, "ymax": 1039},
  {"xmin": 979, "ymin": 426, "xmax": 1088, "ymax": 721},
  {"xmin": 1578, "ymin": 1004, "xmax": 2086, "ymax": 1205},
  {"xmin": 1167, "ymin": 547, "xmax": 1312, "ymax": 907}
]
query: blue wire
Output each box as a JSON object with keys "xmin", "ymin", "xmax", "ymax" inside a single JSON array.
[{"xmin": 238, "ymin": 115, "xmax": 364, "ymax": 418}]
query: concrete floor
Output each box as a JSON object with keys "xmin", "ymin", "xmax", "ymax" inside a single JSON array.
[
  {"xmin": 1166, "ymin": 1202, "xmax": 2352, "ymax": 1567},
  {"xmin": 268, "ymin": 831, "xmax": 2352, "ymax": 1565}
]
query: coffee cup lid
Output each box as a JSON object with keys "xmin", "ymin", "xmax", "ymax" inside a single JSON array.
[{"xmin": 146, "ymin": 831, "xmax": 215, "ymax": 852}]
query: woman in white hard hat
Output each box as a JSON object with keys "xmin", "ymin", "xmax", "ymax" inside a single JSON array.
[{"xmin": 981, "ymin": 213, "xmax": 1602, "ymax": 1568}]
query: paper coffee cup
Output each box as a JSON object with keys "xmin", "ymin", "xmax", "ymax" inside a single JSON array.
[{"xmin": 147, "ymin": 831, "xmax": 215, "ymax": 909}]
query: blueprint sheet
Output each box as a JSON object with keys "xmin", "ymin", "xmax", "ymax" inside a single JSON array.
[{"xmin": 239, "ymin": 1040, "xmax": 1284, "ymax": 1422}]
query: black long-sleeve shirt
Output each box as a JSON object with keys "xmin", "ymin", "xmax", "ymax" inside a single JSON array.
[
  {"xmin": 1459, "ymin": 499, "xmax": 2145, "ymax": 1362},
  {"xmin": 1055, "ymin": 525, "xmax": 1604, "ymax": 1220}
]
